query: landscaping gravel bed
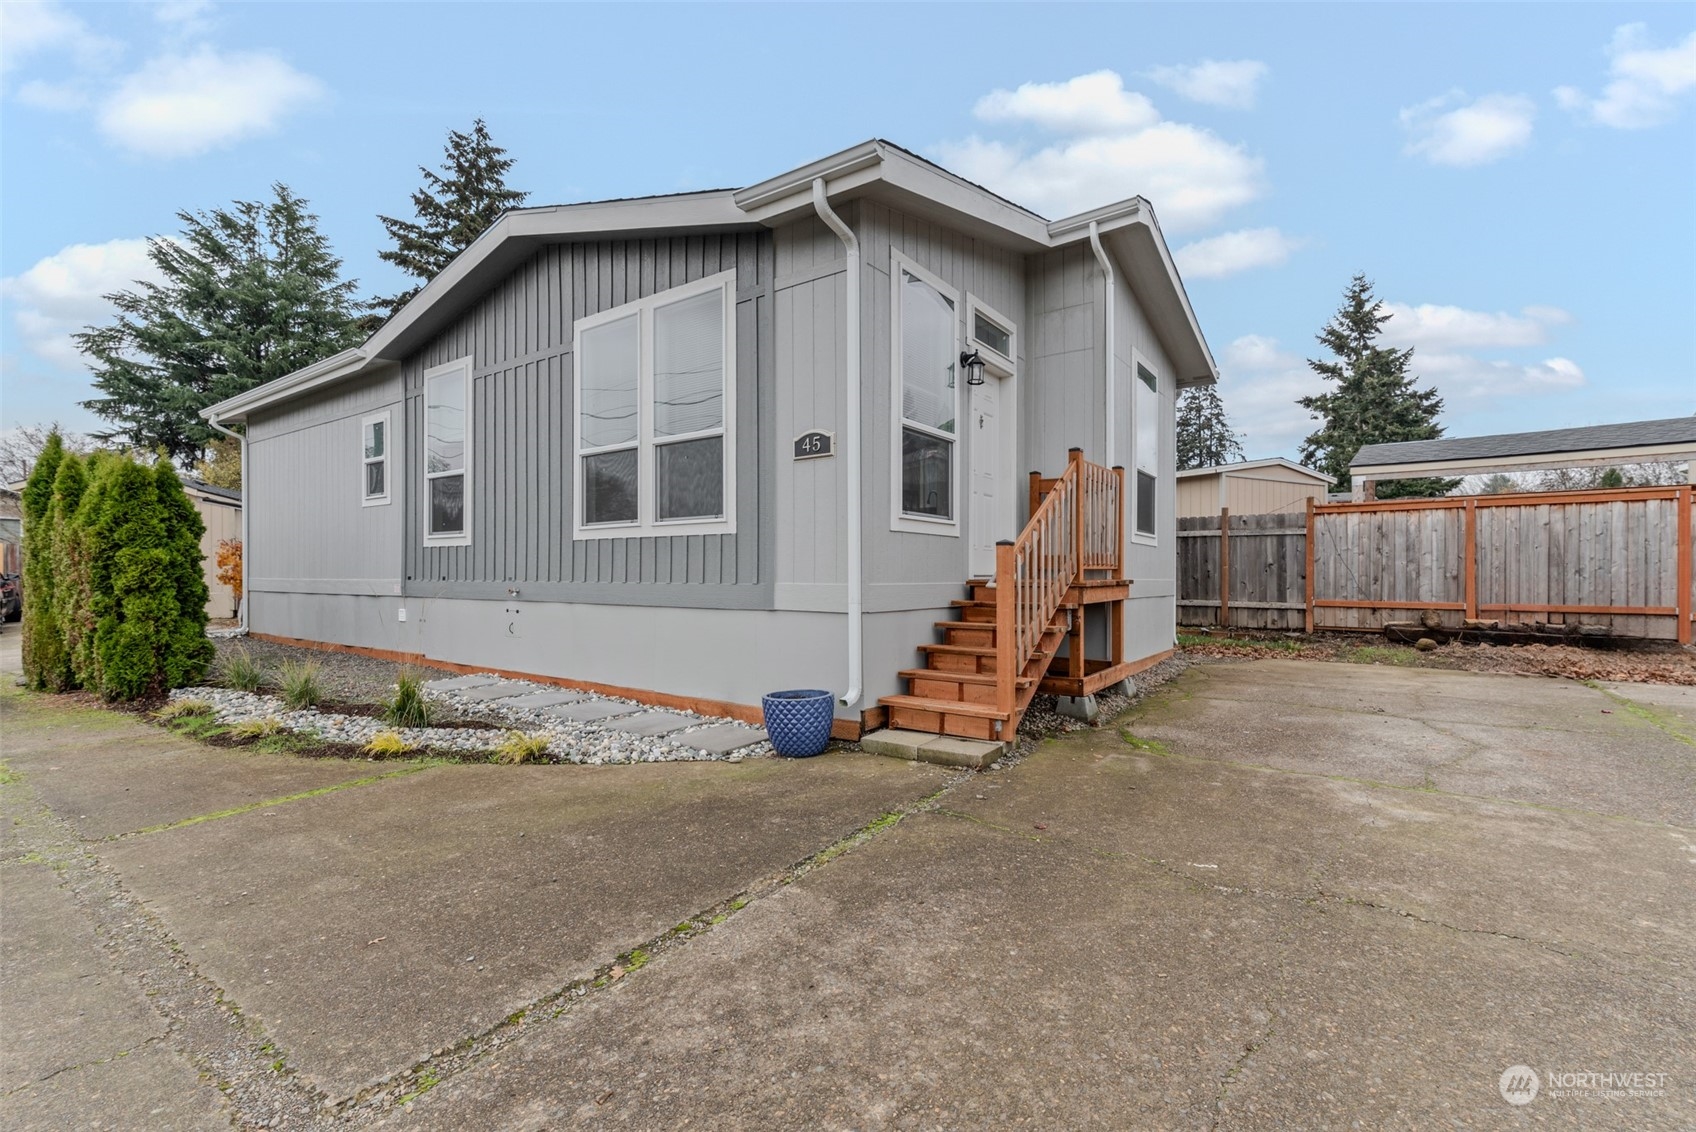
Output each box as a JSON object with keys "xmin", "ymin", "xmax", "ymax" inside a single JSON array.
[{"xmin": 170, "ymin": 680, "xmax": 775, "ymax": 765}]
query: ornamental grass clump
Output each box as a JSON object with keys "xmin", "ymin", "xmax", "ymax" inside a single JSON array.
[
  {"xmin": 277, "ymin": 661, "xmax": 321, "ymax": 710},
  {"xmin": 153, "ymin": 698, "xmax": 213, "ymax": 722},
  {"xmin": 364, "ymin": 730, "xmax": 415, "ymax": 757},
  {"xmin": 493, "ymin": 731, "xmax": 551, "ymax": 765},
  {"xmin": 384, "ymin": 670, "xmax": 433, "ymax": 728},
  {"xmin": 221, "ymin": 646, "xmax": 265, "ymax": 692},
  {"xmin": 230, "ymin": 716, "xmax": 284, "ymax": 739}
]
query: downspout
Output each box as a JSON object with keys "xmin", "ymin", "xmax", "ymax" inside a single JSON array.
[
  {"xmin": 811, "ymin": 177, "xmax": 863, "ymax": 710},
  {"xmin": 203, "ymin": 411, "xmax": 249, "ymax": 635},
  {"xmin": 1088, "ymin": 220, "xmax": 1116, "ymax": 468}
]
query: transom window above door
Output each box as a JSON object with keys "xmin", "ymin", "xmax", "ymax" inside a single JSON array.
[{"xmin": 573, "ymin": 271, "xmax": 737, "ymax": 539}]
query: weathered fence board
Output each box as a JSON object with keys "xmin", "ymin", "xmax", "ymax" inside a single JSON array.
[{"xmin": 1177, "ymin": 486, "xmax": 1694, "ymax": 642}]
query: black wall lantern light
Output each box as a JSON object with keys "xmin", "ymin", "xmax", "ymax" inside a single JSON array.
[{"xmin": 959, "ymin": 349, "xmax": 987, "ymax": 386}]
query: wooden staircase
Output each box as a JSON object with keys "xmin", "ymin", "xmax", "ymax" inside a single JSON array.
[
  {"xmin": 879, "ymin": 448, "xmax": 1131, "ymax": 744},
  {"xmin": 880, "ymin": 581, "xmax": 1076, "ymax": 741}
]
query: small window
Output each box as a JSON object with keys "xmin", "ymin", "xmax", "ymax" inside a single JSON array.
[
  {"xmin": 893, "ymin": 257, "xmax": 960, "ymax": 533},
  {"xmin": 424, "ymin": 359, "xmax": 471, "ymax": 543},
  {"xmin": 1134, "ymin": 363, "xmax": 1158, "ymax": 538},
  {"xmin": 966, "ymin": 294, "xmax": 1016, "ymax": 378},
  {"xmin": 572, "ymin": 271, "xmax": 735, "ymax": 538},
  {"xmin": 361, "ymin": 412, "xmax": 390, "ymax": 506}
]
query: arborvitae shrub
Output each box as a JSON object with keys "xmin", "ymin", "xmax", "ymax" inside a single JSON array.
[
  {"xmin": 20, "ymin": 432, "xmax": 67, "ymax": 690},
  {"xmin": 154, "ymin": 461, "xmax": 213, "ymax": 687},
  {"xmin": 47, "ymin": 452, "xmax": 92, "ymax": 690}
]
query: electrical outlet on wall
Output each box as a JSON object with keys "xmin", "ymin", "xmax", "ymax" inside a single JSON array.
[{"xmin": 398, "ymin": 608, "xmax": 407, "ymax": 622}]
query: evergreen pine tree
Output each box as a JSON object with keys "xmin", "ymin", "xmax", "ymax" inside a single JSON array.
[
  {"xmin": 1298, "ymin": 275, "xmax": 1458, "ymax": 498},
  {"xmin": 374, "ymin": 119, "xmax": 528, "ymax": 317},
  {"xmin": 78, "ymin": 184, "xmax": 362, "ymax": 463},
  {"xmin": 1175, "ymin": 385, "xmax": 1245, "ymax": 470},
  {"xmin": 20, "ymin": 432, "xmax": 67, "ymax": 690}
]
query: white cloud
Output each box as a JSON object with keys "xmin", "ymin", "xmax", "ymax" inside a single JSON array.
[
  {"xmin": 1555, "ymin": 24, "xmax": 1696, "ymax": 128},
  {"xmin": 0, "ymin": 0, "xmax": 119, "ymax": 76},
  {"xmin": 974, "ymin": 70, "xmax": 1159, "ymax": 134},
  {"xmin": 1145, "ymin": 59, "xmax": 1268, "ymax": 110},
  {"xmin": 16, "ymin": 78, "xmax": 90, "ymax": 111},
  {"xmin": 1415, "ymin": 353, "xmax": 1586, "ymax": 399},
  {"xmin": 1380, "ymin": 302, "xmax": 1572, "ymax": 351},
  {"xmin": 1, "ymin": 239, "xmax": 162, "ymax": 371},
  {"xmin": 1400, "ymin": 91, "xmax": 1536, "ymax": 166},
  {"xmin": 153, "ymin": 1, "xmax": 216, "ymax": 38},
  {"xmin": 1174, "ymin": 227, "xmax": 1301, "ymax": 280},
  {"xmin": 97, "ymin": 46, "xmax": 323, "ymax": 158},
  {"xmin": 1216, "ymin": 335, "xmax": 1328, "ymax": 457},
  {"xmin": 938, "ymin": 70, "xmax": 1264, "ymax": 228}
]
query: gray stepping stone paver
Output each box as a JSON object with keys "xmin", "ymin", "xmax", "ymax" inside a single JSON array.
[
  {"xmin": 492, "ymin": 690, "xmax": 593, "ymax": 709},
  {"xmin": 675, "ymin": 722, "xmax": 769, "ymax": 754},
  {"xmin": 424, "ymin": 675, "xmax": 500, "ymax": 691},
  {"xmin": 605, "ymin": 711, "xmax": 699, "ymax": 737},
  {"xmin": 540, "ymin": 699, "xmax": 643, "ymax": 723},
  {"xmin": 452, "ymin": 682, "xmax": 539, "ymax": 702}
]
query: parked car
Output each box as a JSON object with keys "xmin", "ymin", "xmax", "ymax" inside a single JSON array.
[{"xmin": 0, "ymin": 573, "xmax": 21, "ymax": 623}]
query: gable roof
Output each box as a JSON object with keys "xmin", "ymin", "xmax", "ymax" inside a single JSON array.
[
  {"xmin": 1351, "ymin": 417, "xmax": 1696, "ymax": 477},
  {"xmin": 1176, "ymin": 458, "xmax": 1332, "ymax": 484},
  {"xmin": 205, "ymin": 139, "xmax": 1216, "ymax": 423}
]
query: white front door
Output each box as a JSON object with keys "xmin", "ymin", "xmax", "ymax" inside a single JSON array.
[{"xmin": 968, "ymin": 374, "xmax": 1005, "ymax": 578}]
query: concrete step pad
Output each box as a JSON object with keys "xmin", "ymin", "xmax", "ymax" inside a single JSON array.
[
  {"xmin": 492, "ymin": 690, "xmax": 593, "ymax": 710},
  {"xmin": 673, "ymin": 722, "xmax": 768, "ymax": 754},
  {"xmin": 606, "ymin": 711, "xmax": 700, "ymax": 737},
  {"xmin": 861, "ymin": 728, "xmax": 1005, "ymax": 770},
  {"xmin": 423, "ymin": 675, "xmax": 501, "ymax": 691},
  {"xmin": 451, "ymin": 682, "xmax": 542, "ymax": 702},
  {"xmin": 540, "ymin": 700, "xmax": 644, "ymax": 723}
]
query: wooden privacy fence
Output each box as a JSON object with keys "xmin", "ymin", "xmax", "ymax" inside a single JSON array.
[{"xmin": 1178, "ymin": 485, "xmax": 1695, "ymax": 643}]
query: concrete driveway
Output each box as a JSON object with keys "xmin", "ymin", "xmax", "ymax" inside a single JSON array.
[{"xmin": 3, "ymin": 638, "xmax": 1692, "ymax": 1129}]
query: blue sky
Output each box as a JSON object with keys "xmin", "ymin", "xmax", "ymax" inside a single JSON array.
[{"xmin": 2, "ymin": 1, "xmax": 1692, "ymax": 458}]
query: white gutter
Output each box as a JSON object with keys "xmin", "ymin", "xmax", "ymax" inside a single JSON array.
[
  {"xmin": 811, "ymin": 177, "xmax": 863, "ymax": 711},
  {"xmin": 1088, "ymin": 220, "xmax": 1116, "ymax": 468},
  {"xmin": 202, "ymin": 411, "xmax": 249, "ymax": 635}
]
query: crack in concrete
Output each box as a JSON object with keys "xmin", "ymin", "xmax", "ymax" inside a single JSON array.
[
  {"xmin": 108, "ymin": 765, "xmax": 434, "ymax": 841},
  {"xmin": 3, "ymin": 1034, "xmax": 167, "ymax": 1096},
  {"xmin": 341, "ymin": 778, "xmax": 969, "ymax": 1121},
  {"xmin": 1584, "ymin": 682, "xmax": 1696, "ymax": 748}
]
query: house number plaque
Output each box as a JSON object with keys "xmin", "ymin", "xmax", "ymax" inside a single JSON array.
[{"xmin": 793, "ymin": 430, "xmax": 834, "ymax": 459}]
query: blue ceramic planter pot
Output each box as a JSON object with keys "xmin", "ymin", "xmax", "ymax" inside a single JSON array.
[{"xmin": 761, "ymin": 689, "xmax": 834, "ymax": 758}]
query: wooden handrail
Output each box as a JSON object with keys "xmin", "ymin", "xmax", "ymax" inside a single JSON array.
[{"xmin": 995, "ymin": 450, "xmax": 1123, "ymax": 723}]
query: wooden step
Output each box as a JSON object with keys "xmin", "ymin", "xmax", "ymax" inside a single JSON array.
[
  {"xmin": 949, "ymin": 600, "xmax": 998, "ymax": 623},
  {"xmin": 881, "ymin": 695, "xmax": 1016, "ymax": 741},
  {"xmin": 899, "ymin": 668, "xmax": 1035, "ymax": 688},
  {"xmin": 899, "ymin": 667, "xmax": 1037, "ymax": 707},
  {"xmin": 935, "ymin": 621, "xmax": 995, "ymax": 646}
]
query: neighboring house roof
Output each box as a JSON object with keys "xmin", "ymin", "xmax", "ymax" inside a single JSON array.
[
  {"xmin": 204, "ymin": 138, "xmax": 1217, "ymax": 424},
  {"xmin": 1351, "ymin": 417, "xmax": 1696, "ymax": 480},
  {"xmin": 182, "ymin": 476, "xmax": 242, "ymax": 504},
  {"xmin": 1176, "ymin": 458, "xmax": 1331, "ymax": 484}
]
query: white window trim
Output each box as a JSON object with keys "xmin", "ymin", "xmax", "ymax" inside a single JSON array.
[
  {"xmin": 361, "ymin": 410, "xmax": 392, "ymax": 507},
  {"xmin": 1131, "ymin": 351, "xmax": 1159, "ymax": 546},
  {"xmin": 889, "ymin": 251, "xmax": 961, "ymax": 537},
  {"xmin": 422, "ymin": 357, "xmax": 473, "ymax": 546},
  {"xmin": 966, "ymin": 293, "xmax": 1016, "ymax": 379},
  {"xmin": 571, "ymin": 269, "xmax": 737, "ymax": 540}
]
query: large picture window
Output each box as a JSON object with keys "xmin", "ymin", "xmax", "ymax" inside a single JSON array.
[
  {"xmin": 423, "ymin": 359, "xmax": 470, "ymax": 543},
  {"xmin": 1134, "ymin": 362, "xmax": 1159, "ymax": 539},
  {"xmin": 573, "ymin": 271, "xmax": 735, "ymax": 538},
  {"xmin": 892, "ymin": 256, "xmax": 960, "ymax": 533}
]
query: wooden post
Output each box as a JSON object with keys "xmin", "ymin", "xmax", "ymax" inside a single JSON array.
[
  {"xmin": 1218, "ymin": 507, "xmax": 1230, "ymax": 630},
  {"xmin": 1113, "ymin": 466, "xmax": 1126, "ymax": 576},
  {"xmin": 995, "ymin": 540, "xmax": 1018, "ymax": 717},
  {"xmin": 1463, "ymin": 498, "xmax": 1478, "ymax": 622},
  {"xmin": 1069, "ymin": 448, "xmax": 1085, "ymax": 577},
  {"xmin": 1028, "ymin": 471, "xmax": 1042, "ymax": 526},
  {"xmin": 1304, "ymin": 496, "xmax": 1316, "ymax": 634},
  {"xmin": 1678, "ymin": 485, "xmax": 1693, "ymax": 646}
]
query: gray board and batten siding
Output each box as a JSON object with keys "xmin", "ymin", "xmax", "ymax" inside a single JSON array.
[{"xmin": 399, "ymin": 232, "xmax": 777, "ymax": 609}]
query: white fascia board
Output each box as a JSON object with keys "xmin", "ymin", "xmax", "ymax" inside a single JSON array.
[
  {"xmin": 201, "ymin": 348, "xmax": 369, "ymax": 422},
  {"xmin": 364, "ymin": 192, "xmax": 748, "ymax": 360},
  {"xmin": 732, "ymin": 140, "xmax": 885, "ymax": 213},
  {"xmin": 1353, "ymin": 442, "xmax": 1696, "ymax": 481},
  {"xmin": 1178, "ymin": 458, "xmax": 1331, "ymax": 482}
]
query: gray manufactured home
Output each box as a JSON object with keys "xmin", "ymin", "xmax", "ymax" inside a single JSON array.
[{"xmin": 204, "ymin": 140, "xmax": 1217, "ymax": 742}]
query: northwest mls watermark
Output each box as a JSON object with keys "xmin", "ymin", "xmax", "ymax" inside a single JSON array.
[{"xmin": 1499, "ymin": 1064, "xmax": 1670, "ymax": 1106}]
